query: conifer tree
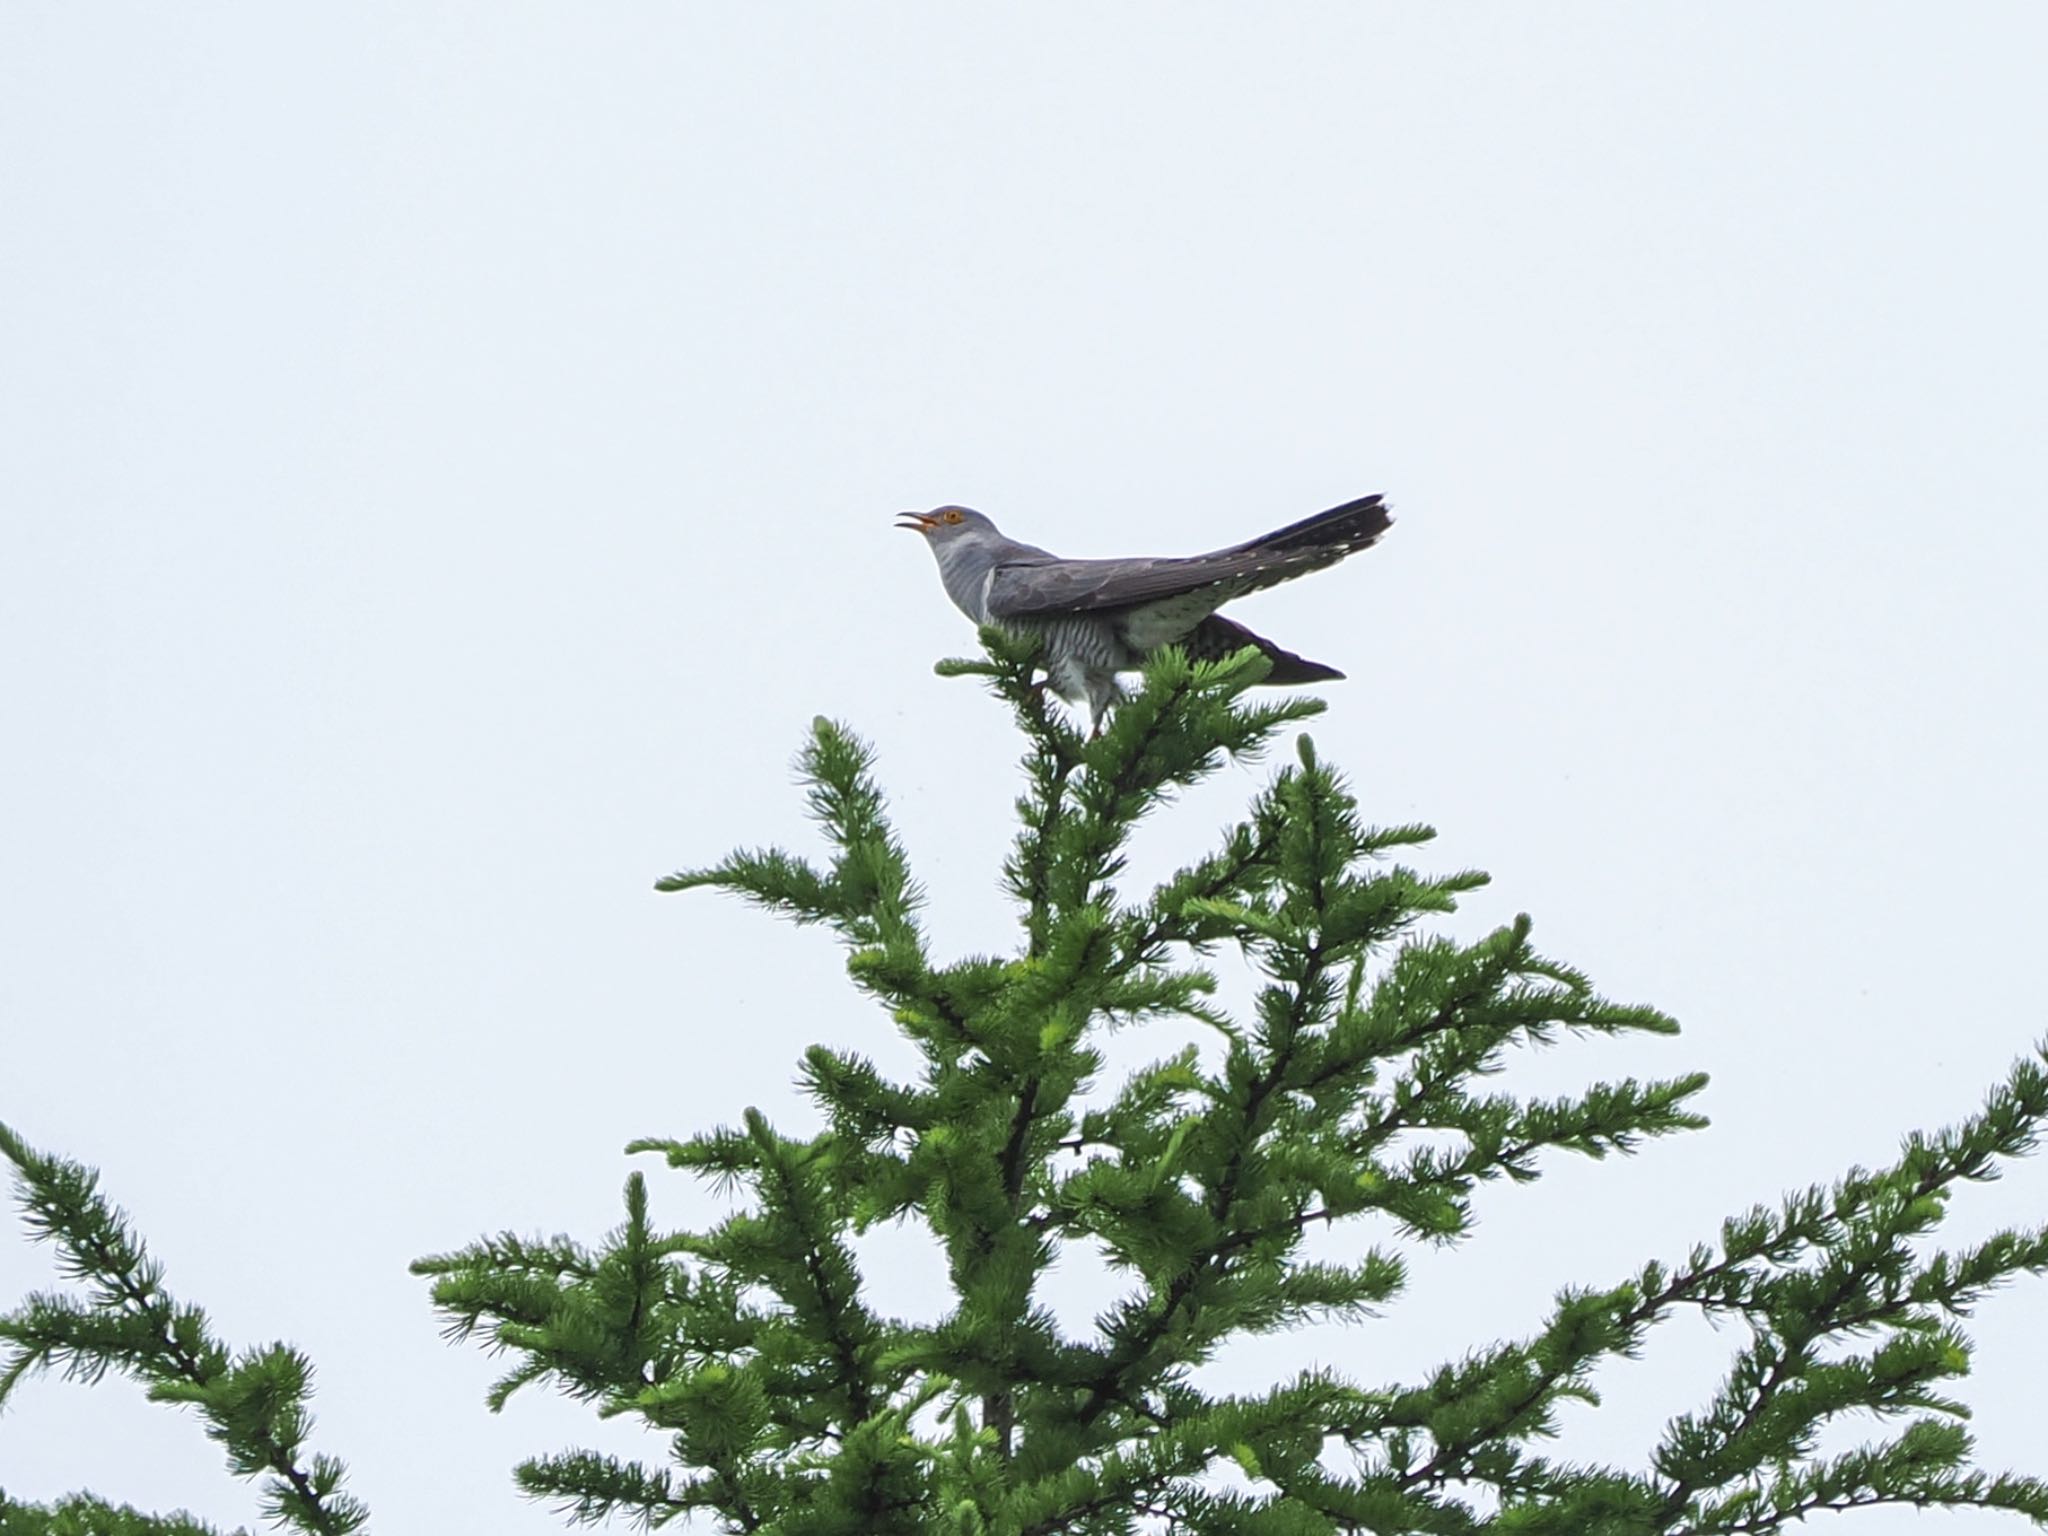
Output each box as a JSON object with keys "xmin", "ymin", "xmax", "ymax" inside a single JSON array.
[
  {"xmin": 4, "ymin": 633, "xmax": 2047, "ymax": 1534},
  {"xmin": 412, "ymin": 634, "xmax": 2048, "ymax": 1533}
]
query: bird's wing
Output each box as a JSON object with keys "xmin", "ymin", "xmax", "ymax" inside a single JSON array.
[{"xmin": 984, "ymin": 493, "xmax": 1390, "ymax": 620}]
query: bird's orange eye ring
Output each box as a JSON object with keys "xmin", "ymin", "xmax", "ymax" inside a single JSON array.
[{"xmin": 943, "ymin": 509, "xmax": 965, "ymax": 525}]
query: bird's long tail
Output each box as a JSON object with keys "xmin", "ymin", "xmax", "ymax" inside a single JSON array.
[{"xmin": 1233, "ymin": 492, "xmax": 1392, "ymax": 561}]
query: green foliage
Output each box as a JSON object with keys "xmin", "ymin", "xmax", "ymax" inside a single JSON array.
[
  {"xmin": 5, "ymin": 633, "xmax": 2045, "ymax": 1533},
  {"xmin": 0, "ymin": 1491, "xmax": 224, "ymax": 1536},
  {"xmin": 0, "ymin": 1125, "xmax": 365, "ymax": 1536},
  {"xmin": 420, "ymin": 634, "xmax": 2048, "ymax": 1532}
]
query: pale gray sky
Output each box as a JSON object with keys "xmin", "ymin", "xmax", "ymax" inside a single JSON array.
[{"xmin": 4, "ymin": 5, "xmax": 2046, "ymax": 1532}]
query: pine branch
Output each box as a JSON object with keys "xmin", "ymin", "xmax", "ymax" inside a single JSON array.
[
  {"xmin": 0, "ymin": 1491, "xmax": 233, "ymax": 1536},
  {"xmin": 0, "ymin": 1125, "xmax": 366, "ymax": 1536},
  {"xmin": 658, "ymin": 718, "xmax": 928, "ymax": 1008},
  {"xmin": 513, "ymin": 1450, "xmax": 694, "ymax": 1530}
]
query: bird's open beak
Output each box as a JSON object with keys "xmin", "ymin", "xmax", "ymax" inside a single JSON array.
[{"xmin": 895, "ymin": 511, "xmax": 938, "ymax": 534}]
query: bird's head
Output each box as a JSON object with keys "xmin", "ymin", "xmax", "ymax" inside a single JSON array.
[{"xmin": 894, "ymin": 505, "xmax": 1000, "ymax": 546}]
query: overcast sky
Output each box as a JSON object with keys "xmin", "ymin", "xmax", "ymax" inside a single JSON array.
[{"xmin": 4, "ymin": 5, "xmax": 2046, "ymax": 1532}]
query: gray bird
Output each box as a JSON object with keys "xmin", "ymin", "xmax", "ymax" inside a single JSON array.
[{"xmin": 897, "ymin": 492, "xmax": 1391, "ymax": 731}]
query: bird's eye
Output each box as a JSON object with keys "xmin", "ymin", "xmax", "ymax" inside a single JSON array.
[{"xmin": 943, "ymin": 510, "xmax": 965, "ymax": 525}]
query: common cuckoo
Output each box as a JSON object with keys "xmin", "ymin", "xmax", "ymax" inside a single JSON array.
[{"xmin": 898, "ymin": 492, "xmax": 1391, "ymax": 730}]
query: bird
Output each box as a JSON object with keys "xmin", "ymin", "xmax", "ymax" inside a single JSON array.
[{"xmin": 897, "ymin": 492, "xmax": 1391, "ymax": 732}]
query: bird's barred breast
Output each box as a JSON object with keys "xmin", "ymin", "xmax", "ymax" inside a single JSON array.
[{"xmin": 1001, "ymin": 612, "xmax": 1136, "ymax": 672}]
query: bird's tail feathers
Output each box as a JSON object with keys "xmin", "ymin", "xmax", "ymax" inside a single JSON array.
[{"xmin": 1233, "ymin": 492, "xmax": 1392, "ymax": 561}]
